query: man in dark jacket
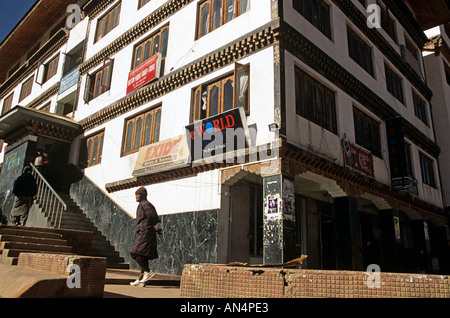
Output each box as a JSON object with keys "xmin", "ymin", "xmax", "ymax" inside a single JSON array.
[
  {"xmin": 130, "ymin": 186, "xmax": 162, "ymax": 286},
  {"xmin": 10, "ymin": 166, "xmax": 38, "ymax": 226}
]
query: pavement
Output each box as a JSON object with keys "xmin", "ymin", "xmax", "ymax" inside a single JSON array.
[
  {"xmin": 0, "ymin": 264, "xmax": 181, "ymax": 298},
  {"xmin": 104, "ymin": 268, "xmax": 181, "ymax": 298}
]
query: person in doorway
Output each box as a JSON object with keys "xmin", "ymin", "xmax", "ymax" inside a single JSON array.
[
  {"xmin": 130, "ymin": 186, "xmax": 162, "ymax": 286},
  {"xmin": 34, "ymin": 149, "xmax": 45, "ymax": 171},
  {"xmin": 10, "ymin": 166, "xmax": 38, "ymax": 226}
]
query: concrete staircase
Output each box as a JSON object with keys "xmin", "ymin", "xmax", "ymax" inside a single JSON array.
[
  {"xmin": 35, "ymin": 193, "xmax": 129, "ymax": 269},
  {"xmin": 0, "ymin": 226, "xmax": 73, "ymax": 265}
]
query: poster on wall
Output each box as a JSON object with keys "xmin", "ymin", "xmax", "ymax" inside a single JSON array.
[
  {"xmin": 265, "ymin": 194, "xmax": 281, "ymax": 220},
  {"xmin": 282, "ymin": 178, "xmax": 295, "ymax": 221},
  {"xmin": 342, "ymin": 135, "xmax": 374, "ymax": 177}
]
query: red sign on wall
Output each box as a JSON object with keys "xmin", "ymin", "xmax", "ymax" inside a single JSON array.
[
  {"xmin": 126, "ymin": 53, "xmax": 161, "ymax": 94},
  {"xmin": 343, "ymin": 138, "xmax": 374, "ymax": 177}
]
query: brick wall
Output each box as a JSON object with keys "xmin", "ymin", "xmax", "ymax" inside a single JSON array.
[
  {"xmin": 17, "ymin": 253, "xmax": 107, "ymax": 298},
  {"xmin": 180, "ymin": 264, "xmax": 450, "ymax": 298}
]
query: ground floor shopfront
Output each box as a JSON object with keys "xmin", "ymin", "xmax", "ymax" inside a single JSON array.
[
  {"xmin": 216, "ymin": 146, "xmax": 450, "ymax": 275},
  {"xmin": 100, "ymin": 140, "xmax": 450, "ymax": 276}
]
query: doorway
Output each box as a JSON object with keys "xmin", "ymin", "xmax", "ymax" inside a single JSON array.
[{"xmin": 35, "ymin": 137, "xmax": 71, "ymax": 192}]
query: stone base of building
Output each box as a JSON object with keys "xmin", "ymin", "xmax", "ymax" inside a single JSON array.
[
  {"xmin": 6, "ymin": 253, "xmax": 107, "ymax": 298},
  {"xmin": 180, "ymin": 264, "xmax": 450, "ymax": 298}
]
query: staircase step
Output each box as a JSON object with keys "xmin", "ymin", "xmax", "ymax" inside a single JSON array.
[
  {"xmin": 31, "ymin": 189, "xmax": 131, "ymax": 270},
  {"xmin": 0, "ymin": 227, "xmax": 63, "ymax": 240},
  {"xmin": 0, "ymin": 241, "xmax": 73, "ymax": 254},
  {"xmin": 0, "ymin": 234, "xmax": 68, "ymax": 247}
]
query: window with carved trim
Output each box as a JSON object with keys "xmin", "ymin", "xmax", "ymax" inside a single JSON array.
[
  {"xmin": 2, "ymin": 93, "xmax": 14, "ymax": 115},
  {"xmin": 293, "ymin": 0, "xmax": 331, "ymax": 39},
  {"xmin": 419, "ymin": 153, "xmax": 436, "ymax": 187},
  {"xmin": 347, "ymin": 26, "xmax": 374, "ymax": 76},
  {"xmin": 197, "ymin": 0, "xmax": 250, "ymax": 39},
  {"xmin": 122, "ymin": 106, "xmax": 161, "ymax": 156},
  {"xmin": 385, "ymin": 63, "xmax": 404, "ymax": 103},
  {"xmin": 84, "ymin": 59, "xmax": 114, "ymax": 102},
  {"xmin": 192, "ymin": 63, "xmax": 249, "ymax": 121},
  {"xmin": 295, "ymin": 67, "xmax": 337, "ymax": 134},
  {"xmin": 79, "ymin": 131, "xmax": 105, "ymax": 168},
  {"xmin": 44, "ymin": 54, "xmax": 60, "ymax": 83},
  {"xmin": 353, "ymin": 106, "xmax": 381, "ymax": 157},
  {"xmin": 132, "ymin": 26, "xmax": 169, "ymax": 73},
  {"xmin": 138, "ymin": 0, "xmax": 151, "ymax": 9},
  {"xmin": 19, "ymin": 76, "xmax": 34, "ymax": 102},
  {"xmin": 95, "ymin": 2, "xmax": 121, "ymax": 43},
  {"xmin": 412, "ymin": 92, "xmax": 428, "ymax": 126},
  {"xmin": 377, "ymin": 1, "xmax": 397, "ymax": 43}
]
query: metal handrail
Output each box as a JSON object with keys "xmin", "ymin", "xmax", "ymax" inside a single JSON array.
[{"xmin": 30, "ymin": 163, "xmax": 67, "ymax": 228}]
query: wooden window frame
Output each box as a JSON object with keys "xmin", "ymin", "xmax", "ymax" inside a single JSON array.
[
  {"xmin": 377, "ymin": 1, "xmax": 397, "ymax": 43},
  {"xmin": 419, "ymin": 153, "xmax": 436, "ymax": 187},
  {"xmin": 19, "ymin": 76, "xmax": 34, "ymax": 102},
  {"xmin": 405, "ymin": 142, "xmax": 414, "ymax": 178},
  {"xmin": 293, "ymin": 0, "xmax": 332, "ymax": 39},
  {"xmin": 353, "ymin": 106, "xmax": 381, "ymax": 157},
  {"xmin": 2, "ymin": 93, "xmax": 14, "ymax": 115},
  {"xmin": 132, "ymin": 26, "xmax": 169, "ymax": 71},
  {"xmin": 43, "ymin": 54, "xmax": 60, "ymax": 83},
  {"xmin": 385, "ymin": 63, "xmax": 404, "ymax": 104},
  {"xmin": 122, "ymin": 106, "xmax": 162, "ymax": 156},
  {"xmin": 79, "ymin": 131, "xmax": 105, "ymax": 168},
  {"xmin": 84, "ymin": 58, "xmax": 114, "ymax": 103},
  {"xmin": 197, "ymin": 0, "xmax": 250, "ymax": 39},
  {"xmin": 192, "ymin": 63, "xmax": 250, "ymax": 122},
  {"xmin": 138, "ymin": 0, "xmax": 151, "ymax": 9},
  {"xmin": 412, "ymin": 91, "xmax": 428, "ymax": 126},
  {"xmin": 445, "ymin": 62, "xmax": 450, "ymax": 87},
  {"xmin": 347, "ymin": 26, "xmax": 374, "ymax": 76},
  {"xmin": 295, "ymin": 67, "xmax": 337, "ymax": 134},
  {"xmin": 94, "ymin": 2, "xmax": 121, "ymax": 43}
]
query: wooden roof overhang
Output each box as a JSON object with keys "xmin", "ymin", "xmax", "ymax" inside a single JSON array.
[
  {"xmin": 0, "ymin": 0, "xmax": 74, "ymax": 83},
  {"xmin": 0, "ymin": 105, "xmax": 82, "ymax": 145},
  {"xmin": 405, "ymin": 0, "xmax": 450, "ymax": 30}
]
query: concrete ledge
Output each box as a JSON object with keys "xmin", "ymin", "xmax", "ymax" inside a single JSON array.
[
  {"xmin": 0, "ymin": 253, "xmax": 107, "ymax": 298},
  {"xmin": 180, "ymin": 264, "xmax": 450, "ymax": 298},
  {"xmin": 0, "ymin": 264, "xmax": 67, "ymax": 298}
]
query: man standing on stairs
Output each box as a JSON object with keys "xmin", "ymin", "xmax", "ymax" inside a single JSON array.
[
  {"xmin": 10, "ymin": 166, "xmax": 37, "ymax": 226},
  {"xmin": 130, "ymin": 186, "xmax": 163, "ymax": 286}
]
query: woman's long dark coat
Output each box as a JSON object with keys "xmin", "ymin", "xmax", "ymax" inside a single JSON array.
[{"xmin": 130, "ymin": 199, "xmax": 160, "ymax": 259}]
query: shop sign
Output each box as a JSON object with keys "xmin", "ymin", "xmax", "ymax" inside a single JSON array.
[
  {"xmin": 343, "ymin": 136, "xmax": 374, "ymax": 177},
  {"xmin": 59, "ymin": 66, "xmax": 79, "ymax": 94},
  {"xmin": 185, "ymin": 107, "xmax": 250, "ymax": 162},
  {"xmin": 126, "ymin": 53, "xmax": 161, "ymax": 95},
  {"xmin": 132, "ymin": 135, "xmax": 190, "ymax": 176}
]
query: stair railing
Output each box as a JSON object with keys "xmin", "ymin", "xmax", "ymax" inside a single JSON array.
[{"xmin": 30, "ymin": 163, "xmax": 67, "ymax": 229}]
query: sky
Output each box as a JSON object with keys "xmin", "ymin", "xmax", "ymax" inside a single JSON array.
[{"xmin": 0, "ymin": 0, "xmax": 38, "ymax": 43}]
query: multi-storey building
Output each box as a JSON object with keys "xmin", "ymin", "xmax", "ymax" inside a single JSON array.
[{"xmin": 0, "ymin": 0, "xmax": 448, "ymax": 275}]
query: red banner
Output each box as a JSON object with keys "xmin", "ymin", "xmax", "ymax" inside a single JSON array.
[{"xmin": 126, "ymin": 53, "xmax": 161, "ymax": 94}]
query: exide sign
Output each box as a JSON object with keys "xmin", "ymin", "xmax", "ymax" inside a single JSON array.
[{"xmin": 185, "ymin": 107, "xmax": 250, "ymax": 162}]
